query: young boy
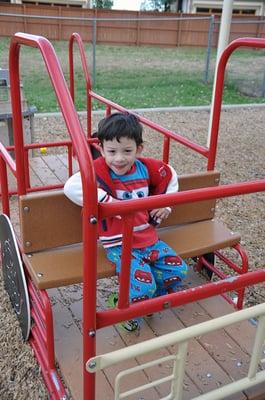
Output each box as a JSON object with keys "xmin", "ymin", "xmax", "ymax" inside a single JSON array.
[{"xmin": 64, "ymin": 112, "xmax": 188, "ymax": 331}]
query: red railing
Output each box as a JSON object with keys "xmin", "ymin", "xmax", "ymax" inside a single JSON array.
[
  {"xmin": 8, "ymin": 32, "xmax": 98, "ymax": 400},
  {"xmin": 208, "ymin": 37, "xmax": 265, "ymax": 170},
  {"xmin": 68, "ymin": 32, "xmax": 209, "ymax": 164},
  {"xmin": 69, "ymin": 32, "xmax": 92, "ymax": 138}
]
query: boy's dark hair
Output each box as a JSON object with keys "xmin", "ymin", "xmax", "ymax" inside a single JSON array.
[{"xmin": 96, "ymin": 112, "xmax": 143, "ymax": 146}]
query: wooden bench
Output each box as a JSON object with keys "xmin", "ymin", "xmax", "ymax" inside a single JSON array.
[{"xmin": 19, "ymin": 170, "xmax": 241, "ymax": 290}]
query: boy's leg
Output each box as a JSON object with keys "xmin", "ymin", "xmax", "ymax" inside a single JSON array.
[
  {"xmin": 106, "ymin": 246, "xmax": 157, "ymax": 302},
  {"xmin": 105, "ymin": 246, "xmax": 157, "ymax": 330},
  {"xmin": 147, "ymin": 240, "xmax": 188, "ymax": 296}
]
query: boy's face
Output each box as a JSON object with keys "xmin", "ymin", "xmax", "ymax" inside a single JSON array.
[{"xmin": 100, "ymin": 137, "xmax": 143, "ymax": 175}]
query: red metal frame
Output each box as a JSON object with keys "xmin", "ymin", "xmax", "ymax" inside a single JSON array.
[
  {"xmin": 27, "ymin": 278, "xmax": 66, "ymax": 398},
  {"xmin": 69, "ymin": 32, "xmax": 92, "ymax": 138},
  {"xmin": 207, "ymin": 37, "xmax": 265, "ymax": 170},
  {"xmin": 0, "ymin": 33, "xmax": 264, "ymax": 399},
  {"xmin": 196, "ymin": 243, "xmax": 249, "ymax": 309}
]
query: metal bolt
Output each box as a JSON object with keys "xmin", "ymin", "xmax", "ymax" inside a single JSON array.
[
  {"xmin": 88, "ymin": 361, "xmax": 97, "ymax": 369},
  {"xmin": 23, "ymin": 206, "xmax": 30, "ymax": 212},
  {"xmin": 89, "ymin": 216, "xmax": 97, "ymax": 224},
  {"xmin": 25, "ymin": 241, "xmax": 31, "ymax": 247},
  {"xmin": 37, "ymin": 272, "xmax": 43, "ymax": 277},
  {"xmin": 88, "ymin": 329, "xmax": 96, "ymax": 337},
  {"xmin": 163, "ymin": 301, "xmax": 170, "ymax": 309}
]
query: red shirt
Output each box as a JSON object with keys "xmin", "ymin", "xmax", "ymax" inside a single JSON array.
[{"xmin": 94, "ymin": 157, "xmax": 173, "ymax": 248}]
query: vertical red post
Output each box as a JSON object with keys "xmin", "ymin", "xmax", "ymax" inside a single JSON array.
[{"xmin": 163, "ymin": 135, "xmax": 170, "ymax": 164}]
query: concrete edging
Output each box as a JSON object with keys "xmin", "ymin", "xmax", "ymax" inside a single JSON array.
[{"xmin": 35, "ymin": 103, "xmax": 265, "ymax": 118}]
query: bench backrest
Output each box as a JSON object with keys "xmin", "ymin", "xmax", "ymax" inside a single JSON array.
[
  {"xmin": 159, "ymin": 170, "xmax": 219, "ymax": 228},
  {"xmin": 19, "ymin": 170, "xmax": 220, "ymax": 254}
]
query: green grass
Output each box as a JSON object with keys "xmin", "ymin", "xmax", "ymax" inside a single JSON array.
[
  {"xmin": 0, "ymin": 37, "xmax": 264, "ymax": 113},
  {"xmin": 24, "ymin": 69, "xmax": 264, "ymax": 113}
]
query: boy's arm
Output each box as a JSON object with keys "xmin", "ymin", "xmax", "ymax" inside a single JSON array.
[
  {"xmin": 64, "ymin": 172, "xmax": 115, "ymax": 206},
  {"xmin": 163, "ymin": 165, "xmax": 179, "ymax": 213},
  {"xmin": 165, "ymin": 165, "xmax": 179, "ymax": 194},
  {"xmin": 149, "ymin": 163, "xmax": 179, "ymax": 223},
  {"xmin": 64, "ymin": 172, "xmax": 83, "ymax": 206}
]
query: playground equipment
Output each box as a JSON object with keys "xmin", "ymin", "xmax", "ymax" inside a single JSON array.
[
  {"xmin": 0, "ymin": 68, "xmax": 36, "ymax": 149},
  {"xmin": 0, "ymin": 32, "xmax": 265, "ymax": 399}
]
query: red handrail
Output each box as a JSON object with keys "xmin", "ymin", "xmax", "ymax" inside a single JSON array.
[
  {"xmin": 68, "ymin": 34, "xmax": 265, "ymax": 172},
  {"xmin": 99, "ymin": 179, "xmax": 265, "ymax": 218},
  {"xmin": 69, "ymin": 32, "xmax": 92, "ymax": 137},
  {"xmin": 68, "ymin": 32, "xmax": 209, "ymax": 164},
  {"xmin": 9, "ymin": 32, "xmax": 98, "ymax": 400},
  {"xmin": 208, "ymin": 37, "xmax": 265, "ymax": 170},
  {"xmin": 90, "ymin": 90, "xmax": 209, "ymax": 157},
  {"xmin": 97, "ymin": 269, "xmax": 265, "ymax": 328}
]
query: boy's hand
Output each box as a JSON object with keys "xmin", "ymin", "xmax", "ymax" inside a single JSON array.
[{"xmin": 149, "ymin": 207, "xmax": 172, "ymax": 225}]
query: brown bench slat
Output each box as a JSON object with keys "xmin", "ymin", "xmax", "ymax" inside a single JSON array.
[
  {"xmin": 159, "ymin": 219, "xmax": 240, "ymax": 259},
  {"xmin": 160, "ymin": 170, "xmax": 219, "ymax": 227},
  {"xmin": 19, "ymin": 171, "xmax": 220, "ymax": 253},
  {"xmin": 22, "ymin": 219, "xmax": 240, "ymax": 290},
  {"xmin": 19, "ymin": 190, "xmax": 82, "ymax": 253},
  {"xmin": 22, "ymin": 243, "xmax": 114, "ymax": 290}
]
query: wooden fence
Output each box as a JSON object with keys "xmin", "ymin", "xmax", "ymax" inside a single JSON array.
[{"xmin": 0, "ymin": 4, "xmax": 265, "ymax": 47}]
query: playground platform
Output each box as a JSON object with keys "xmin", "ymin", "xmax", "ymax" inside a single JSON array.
[{"xmin": 7, "ymin": 153, "xmax": 265, "ymax": 400}]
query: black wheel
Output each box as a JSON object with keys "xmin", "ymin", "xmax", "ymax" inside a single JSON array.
[{"xmin": 0, "ymin": 214, "xmax": 31, "ymax": 340}]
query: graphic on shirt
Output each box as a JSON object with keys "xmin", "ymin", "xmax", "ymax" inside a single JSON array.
[
  {"xmin": 95, "ymin": 157, "xmax": 174, "ymax": 249},
  {"xmin": 116, "ymin": 186, "xmax": 148, "ymax": 200},
  {"xmin": 99, "ymin": 159, "xmax": 159, "ymax": 248}
]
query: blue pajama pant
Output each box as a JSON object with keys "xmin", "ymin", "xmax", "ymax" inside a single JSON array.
[{"xmin": 106, "ymin": 239, "xmax": 188, "ymax": 303}]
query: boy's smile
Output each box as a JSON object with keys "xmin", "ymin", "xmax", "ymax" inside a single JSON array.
[{"xmin": 100, "ymin": 137, "xmax": 143, "ymax": 175}]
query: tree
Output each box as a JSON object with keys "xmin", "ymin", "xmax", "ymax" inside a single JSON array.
[
  {"xmin": 140, "ymin": 0, "xmax": 175, "ymax": 12},
  {"xmin": 92, "ymin": 0, "xmax": 113, "ymax": 8}
]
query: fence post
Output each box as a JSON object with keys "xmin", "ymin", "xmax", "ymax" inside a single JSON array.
[
  {"xmin": 92, "ymin": 17, "xmax": 97, "ymax": 87},
  {"xmin": 23, "ymin": 4, "xmax": 27, "ymax": 32},
  {"xmin": 176, "ymin": 13, "xmax": 182, "ymax": 47},
  {"xmin": 256, "ymin": 16, "xmax": 261, "ymax": 38},
  {"xmin": 261, "ymin": 70, "xmax": 265, "ymax": 97},
  {"xmin": 204, "ymin": 15, "xmax": 215, "ymax": 83},
  {"xmin": 136, "ymin": 11, "xmax": 140, "ymax": 46},
  {"xmin": 58, "ymin": 6, "xmax": 62, "ymax": 41}
]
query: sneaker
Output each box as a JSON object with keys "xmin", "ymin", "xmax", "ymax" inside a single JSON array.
[
  {"xmin": 120, "ymin": 319, "xmax": 139, "ymax": 332},
  {"xmin": 107, "ymin": 293, "xmax": 139, "ymax": 332}
]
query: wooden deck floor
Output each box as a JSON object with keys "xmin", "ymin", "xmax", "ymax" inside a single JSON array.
[
  {"xmin": 7, "ymin": 153, "xmax": 265, "ymax": 400},
  {"xmin": 49, "ymin": 273, "xmax": 265, "ymax": 400}
]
